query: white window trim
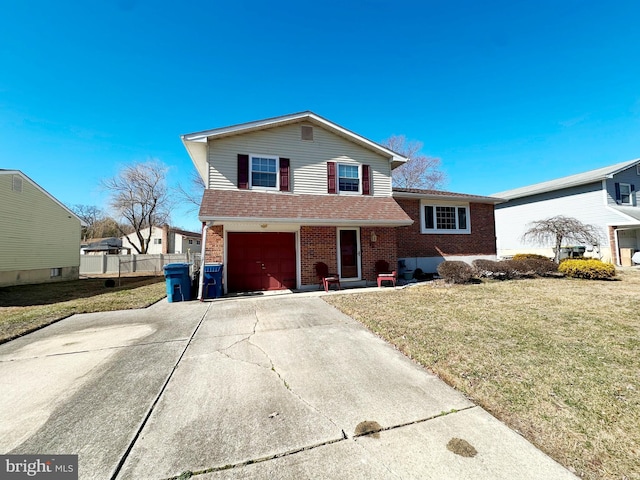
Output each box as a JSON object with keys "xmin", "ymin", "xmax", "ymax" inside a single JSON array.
[
  {"xmin": 420, "ymin": 200, "xmax": 471, "ymax": 234},
  {"xmin": 619, "ymin": 183, "xmax": 632, "ymax": 205},
  {"xmin": 249, "ymin": 154, "xmax": 280, "ymax": 191},
  {"xmin": 337, "ymin": 163, "xmax": 362, "ymax": 195}
]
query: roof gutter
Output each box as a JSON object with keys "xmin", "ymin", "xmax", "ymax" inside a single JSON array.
[
  {"xmin": 392, "ymin": 191, "xmax": 505, "ymax": 204},
  {"xmin": 198, "ymin": 216, "xmax": 413, "ymax": 227}
]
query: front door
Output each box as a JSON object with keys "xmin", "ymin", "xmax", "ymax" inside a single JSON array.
[{"xmin": 338, "ymin": 228, "xmax": 360, "ymax": 279}]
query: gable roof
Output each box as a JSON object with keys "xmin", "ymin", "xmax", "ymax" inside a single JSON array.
[
  {"xmin": 491, "ymin": 158, "xmax": 640, "ymax": 200},
  {"xmin": 393, "ymin": 187, "xmax": 504, "ymax": 204},
  {"xmin": 0, "ymin": 170, "xmax": 86, "ymax": 225},
  {"xmin": 181, "ymin": 111, "xmax": 409, "ymax": 171},
  {"xmin": 199, "ymin": 190, "xmax": 413, "ymax": 227}
]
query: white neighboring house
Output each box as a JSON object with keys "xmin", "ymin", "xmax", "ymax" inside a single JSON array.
[
  {"xmin": 492, "ymin": 159, "xmax": 640, "ymax": 265},
  {"xmin": 121, "ymin": 225, "xmax": 201, "ymax": 254},
  {"xmin": 0, "ymin": 170, "xmax": 85, "ymax": 286}
]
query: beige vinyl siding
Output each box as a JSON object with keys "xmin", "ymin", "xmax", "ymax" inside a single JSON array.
[
  {"xmin": 207, "ymin": 123, "xmax": 393, "ymax": 197},
  {"xmin": 0, "ymin": 173, "xmax": 81, "ymax": 272}
]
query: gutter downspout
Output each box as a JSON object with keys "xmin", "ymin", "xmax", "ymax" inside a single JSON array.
[{"xmin": 197, "ymin": 222, "xmax": 209, "ymax": 301}]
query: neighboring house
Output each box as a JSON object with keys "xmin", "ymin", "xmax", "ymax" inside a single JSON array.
[
  {"xmin": 81, "ymin": 237, "xmax": 123, "ymax": 255},
  {"xmin": 0, "ymin": 170, "xmax": 84, "ymax": 287},
  {"xmin": 121, "ymin": 225, "xmax": 201, "ymax": 254},
  {"xmin": 393, "ymin": 188, "xmax": 503, "ymax": 273},
  {"xmin": 181, "ymin": 111, "xmax": 500, "ymax": 293},
  {"xmin": 492, "ymin": 159, "xmax": 640, "ymax": 265}
]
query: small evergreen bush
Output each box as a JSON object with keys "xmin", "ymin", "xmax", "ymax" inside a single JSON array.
[
  {"xmin": 437, "ymin": 261, "xmax": 475, "ymax": 284},
  {"xmin": 558, "ymin": 259, "xmax": 616, "ymax": 280}
]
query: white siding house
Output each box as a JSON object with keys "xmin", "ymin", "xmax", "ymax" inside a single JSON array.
[
  {"xmin": 0, "ymin": 170, "xmax": 84, "ymax": 286},
  {"xmin": 121, "ymin": 225, "xmax": 201, "ymax": 254},
  {"xmin": 493, "ymin": 159, "xmax": 640, "ymax": 265}
]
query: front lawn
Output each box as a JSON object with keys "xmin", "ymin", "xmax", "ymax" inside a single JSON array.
[
  {"xmin": 0, "ymin": 276, "xmax": 167, "ymax": 343},
  {"xmin": 325, "ymin": 269, "xmax": 640, "ymax": 480}
]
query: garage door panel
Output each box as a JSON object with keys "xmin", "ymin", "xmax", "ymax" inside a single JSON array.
[{"xmin": 227, "ymin": 232, "xmax": 296, "ymax": 292}]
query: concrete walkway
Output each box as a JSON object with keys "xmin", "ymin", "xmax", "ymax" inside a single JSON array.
[{"xmin": 0, "ymin": 293, "xmax": 577, "ymax": 479}]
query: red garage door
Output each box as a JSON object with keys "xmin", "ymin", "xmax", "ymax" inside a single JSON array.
[{"xmin": 227, "ymin": 232, "xmax": 296, "ymax": 292}]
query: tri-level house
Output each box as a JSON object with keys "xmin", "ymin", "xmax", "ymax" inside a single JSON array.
[
  {"xmin": 492, "ymin": 159, "xmax": 640, "ymax": 265},
  {"xmin": 182, "ymin": 112, "xmax": 502, "ymax": 294}
]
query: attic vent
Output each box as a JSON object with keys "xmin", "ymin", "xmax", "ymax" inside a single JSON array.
[
  {"xmin": 12, "ymin": 175, "xmax": 23, "ymax": 192},
  {"xmin": 301, "ymin": 125, "xmax": 313, "ymax": 141},
  {"xmin": 637, "ymin": 164, "xmax": 640, "ymax": 175}
]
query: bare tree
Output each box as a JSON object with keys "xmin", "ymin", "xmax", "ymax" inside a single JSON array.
[
  {"xmin": 101, "ymin": 161, "xmax": 172, "ymax": 254},
  {"xmin": 175, "ymin": 169, "xmax": 206, "ymax": 213},
  {"xmin": 522, "ymin": 215, "xmax": 603, "ymax": 263},
  {"xmin": 382, "ymin": 135, "xmax": 446, "ymax": 189},
  {"xmin": 69, "ymin": 204, "xmax": 103, "ymax": 240}
]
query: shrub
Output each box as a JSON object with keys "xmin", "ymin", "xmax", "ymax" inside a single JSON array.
[
  {"xmin": 437, "ymin": 261, "xmax": 475, "ymax": 284},
  {"xmin": 512, "ymin": 253, "xmax": 551, "ymax": 261},
  {"xmin": 473, "ymin": 258, "xmax": 558, "ymax": 279},
  {"xmin": 558, "ymin": 259, "xmax": 616, "ymax": 280},
  {"xmin": 511, "ymin": 257, "xmax": 558, "ymax": 276}
]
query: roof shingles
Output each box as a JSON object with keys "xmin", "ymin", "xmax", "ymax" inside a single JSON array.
[{"xmin": 199, "ymin": 190, "xmax": 413, "ymax": 226}]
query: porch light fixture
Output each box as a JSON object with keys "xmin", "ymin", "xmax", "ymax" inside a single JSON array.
[{"xmin": 371, "ymin": 231, "xmax": 377, "ymax": 243}]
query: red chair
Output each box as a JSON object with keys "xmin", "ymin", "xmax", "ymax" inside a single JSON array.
[
  {"xmin": 375, "ymin": 260, "xmax": 397, "ymax": 288},
  {"xmin": 315, "ymin": 262, "xmax": 341, "ymax": 292}
]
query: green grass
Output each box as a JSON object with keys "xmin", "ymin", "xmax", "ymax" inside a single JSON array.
[
  {"xmin": 0, "ymin": 276, "xmax": 167, "ymax": 343},
  {"xmin": 325, "ymin": 269, "xmax": 640, "ymax": 480}
]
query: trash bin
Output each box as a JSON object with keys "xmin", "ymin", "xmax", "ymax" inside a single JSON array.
[
  {"xmin": 203, "ymin": 263, "xmax": 223, "ymax": 299},
  {"xmin": 163, "ymin": 263, "xmax": 191, "ymax": 302}
]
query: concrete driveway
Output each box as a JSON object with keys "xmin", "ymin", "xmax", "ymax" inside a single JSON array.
[{"xmin": 0, "ymin": 293, "xmax": 577, "ymax": 479}]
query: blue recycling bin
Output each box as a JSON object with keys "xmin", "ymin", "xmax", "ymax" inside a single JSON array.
[
  {"xmin": 163, "ymin": 263, "xmax": 191, "ymax": 302},
  {"xmin": 203, "ymin": 263, "xmax": 223, "ymax": 299}
]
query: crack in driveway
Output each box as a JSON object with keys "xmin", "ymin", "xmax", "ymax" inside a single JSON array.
[{"xmin": 161, "ymin": 407, "xmax": 476, "ymax": 479}]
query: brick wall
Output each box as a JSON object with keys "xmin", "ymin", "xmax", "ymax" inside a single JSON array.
[
  {"xmin": 395, "ymin": 198, "xmax": 497, "ymax": 257},
  {"xmin": 361, "ymin": 227, "xmax": 397, "ymax": 281},
  {"xmin": 300, "ymin": 226, "xmax": 337, "ymax": 286},
  {"xmin": 205, "ymin": 224, "xmax": 224, "ymax": 263},
  {"xmin": 608, "ymin": 226, "xmax": 618, "ymax": 265}
]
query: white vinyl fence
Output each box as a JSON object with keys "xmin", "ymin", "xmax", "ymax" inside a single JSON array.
[{"xmin": 80, "ymin": 254, "xmax": 202, "ymax": 276}]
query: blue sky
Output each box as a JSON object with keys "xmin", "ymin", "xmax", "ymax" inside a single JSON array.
[{"xmin": 2, "ymin": 0, "xmax": 640, "ymax": 232}]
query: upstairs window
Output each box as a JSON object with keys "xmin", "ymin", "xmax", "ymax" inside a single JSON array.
[
  {"xmin": 620, "ymin": 183, "xmax": 632, "ymax": 205},
  {"xmin": 327, "ymin": 162, "xmax": 370, "ymax": 195},
  {"xmin": 250, "ymin": 155, "xmax": 278, "ymax": 189},
  {"xmin": 338, "ymin": 164, "xmax": 360, "ymax": 193},
  {"xmin": 154, "ymin": 238, "xmax": 162, "ymax": 245},
  {"xmin": 422, "ymin": 203, "xmax": 470, "ymax": 234}
]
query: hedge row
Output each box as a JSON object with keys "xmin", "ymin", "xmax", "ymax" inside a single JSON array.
[{"xmin": 436, "ymin": 257, "xmax": 616, "ymax": 283}]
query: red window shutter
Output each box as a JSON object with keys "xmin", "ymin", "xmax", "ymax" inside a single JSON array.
[
  {"xmin": 327, "ymin": 162, "xmax": 337, "ymax": 194},
  {"xmin": 279, "ymin": 158, "xmax": 290, "ymax": 192},
  {"xmin": 362, "ymin": 164, "xmax": 371, "ymax": 195},
  {"xmin": 238, "ymin": 154, "xmax": 249, "ymax": 189}
]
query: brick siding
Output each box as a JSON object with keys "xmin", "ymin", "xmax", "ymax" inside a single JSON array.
[
  {"xmin": 300, "ymin": 226, "xmax": 337, "ymax": 286},
  {"xmin": 608, "ymin": 226, "xmax": 618, "ymax": 265},
  {"xmin": 205, "ymin": 224, "xmax": 224, "ymax": 263},
  {"xmin": 395, "ymin": 198, "xmax": 497, "ymax": 257},
  {"xmin": 361, "ymin": 227, "xmax": 398, "ymax": 281}
]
